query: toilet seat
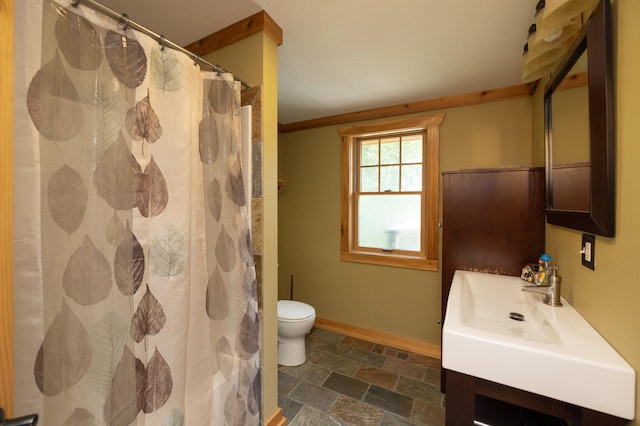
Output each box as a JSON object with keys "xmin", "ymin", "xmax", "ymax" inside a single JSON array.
[{"xmin": 278, "ymin": 300, "xmax": 315, "ymax": 323}]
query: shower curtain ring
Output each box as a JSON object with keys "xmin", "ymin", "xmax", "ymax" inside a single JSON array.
[
  {"xmin": 71, "ymin": 0, "xmax": 81, "ymax": 7},
  {"xmin": 194, "ymin": 55, "xmax": 200, "ymax": 66},
  {"xmin": 119, "ymin": 13, "xmax": 130, "ymax": 31},
  {"xmin": 159, "ymin": 35, "xmax": 166, "ymax": 51}
]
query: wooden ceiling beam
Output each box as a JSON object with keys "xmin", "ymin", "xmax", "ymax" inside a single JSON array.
[
  {"xmin": 184, "ymin": 10, "xmax": 282, "ymax": 57},
  {"xmin": 279, "ymin": 82, "xmax": 537, "ymax": 133}
]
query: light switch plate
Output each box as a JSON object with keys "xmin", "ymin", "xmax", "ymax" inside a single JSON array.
[{"xmin": 582, "ymin": 233, "xmax": 595, "ymax": 270}]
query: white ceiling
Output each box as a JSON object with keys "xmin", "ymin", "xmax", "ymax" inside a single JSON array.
[{"xmin": 97, "ymin": 0, "xmax": 539, "ymax": 125}]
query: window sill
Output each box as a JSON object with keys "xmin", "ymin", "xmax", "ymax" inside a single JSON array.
[{"xmin": 340, "ymin": 251, "xmax": 438, "ymax": 271}]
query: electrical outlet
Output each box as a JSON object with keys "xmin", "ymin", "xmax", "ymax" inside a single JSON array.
[{"xmin": 581, "ymin": 233, "xmax": 595, "ymax": 270}]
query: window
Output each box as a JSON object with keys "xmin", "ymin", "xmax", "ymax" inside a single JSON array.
[{"xmin": 339, "ymin": 113, "xmax": 445, "ymax": 270}]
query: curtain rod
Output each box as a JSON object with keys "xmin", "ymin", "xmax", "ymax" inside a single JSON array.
[{"xmin": 71, "ymin": 0, "xmax": 251, "ymax": 89}]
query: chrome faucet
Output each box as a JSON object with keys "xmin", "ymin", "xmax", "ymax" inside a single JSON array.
[{"xmin": 522, "ymin": 265, "xmax": 563, "ymax": 307}]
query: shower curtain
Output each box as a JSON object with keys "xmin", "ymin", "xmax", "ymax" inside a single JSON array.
[{"xmin": 13, "ymin": 0, "xmax": 261, "ymax": 424}]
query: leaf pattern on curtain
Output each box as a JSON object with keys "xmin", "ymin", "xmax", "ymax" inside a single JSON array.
[
  {"xmin": 162, "ymin": 408, "xmax": 185, "ymax": 426},
  {"xmin": 223, "ymin": 386, "xmax": 247, "ymax": 426},
  {"xmin": 151, "ymin": 47, "xmax": 184, "ymax": 92},
  {"xmin": 47, "ymin": 164, "xmax": 88, "ymax": 234},
  {"xmin": 215, "ymin": 336, "xmax": 234, "ymax": 379},
  {"xmin": 141, "ymin": 347, "xmax": 173, "ymax": 413},
  {"xmin": 248, "ymin": 369, "xmax": 262, "ymax": 416},
  {"xmin": 130, "ymin": 285, "xmax": 166, "ymax": 343},
  {"xmin": 149, "ymin": 222, "xmax": 187, "ymax": 278},
  {"xmin": 198, "ymin": 113, "xmax": 220, "ymax": 164},
  {"xmin": 239, "ymin": 307, "xmax": 260, "ymax": 359},
  {"xmin": 84, "ymin": 82, "xmax": 123, "ymax": 165},
  {"xmin": 208, "ymin": 79, "xmax": 234, "ymax": 114},
  {"xmin": 93, "ymin": 133, "xmax": 142, "ymax": 210},
  {"xmin": 136, "ymin": 155, "xmax": 168, "ymax": 217},
  {"xmin": 54, "ymin": 7, "xmax": 103, "ymax": 71},
  {"xmin": 114, "ymin": 222, "xmax": 145, "ymax": 296},
  {"xmin": 215, "ymin": 226, "xmax": 237, "ymax": 272},
  {"xmin": 205, "ymin": 267, "xmax": 229, "ymax": 320},
  {"xmin": 62, "ymin": 407, "xmax": 96, "ymax": 426},
  {"xmin": 63, "ymin": 235, "xmax": 113, "ymax": 305},
  {"xmin": 206, "ymin": 178, "xmax": 223, "ymax": 221},
  {"xmin": 103, "ymin": 345, "xmax": 142, "ymax": 426},
  {"xmin": 27, "ymin": 2, "xmax": 261, "ymax": 423},
  {"xmin": 26, "ymin": 52, "xmax": 84, "ymax": 141},
  {"xmin": 88, "ymin": 310, "xmax": 129, "ymax": 397},
  {"xmin": 34, "ymin": 300, "xmax": 92, "ymax": 396},
  {"xmin": 126, "ymin": 90, "xmax": 163, "ymax": 150},
  {"xmin": 104, "ymin": 30, "xmax": 147, "ymax": 89},
  {"xmin": 106, "ymin": 211, "xmax": 125, "ymax": 246},
  {"xmin": 226, "ymin": 169, "xmax": 246, "ymax": 207}
]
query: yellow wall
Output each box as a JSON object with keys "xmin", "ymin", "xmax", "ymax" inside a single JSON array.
[
  {"xmin": 278, "ymin": 97, "xmax": 533, "ymax": 345},
  {"xmin": 538, "ymin": 1, "xmax": 640, "ymax": 423},
  {"xmin": 204, "ymin": 32, "xmax": 280, "ymax": 421}
]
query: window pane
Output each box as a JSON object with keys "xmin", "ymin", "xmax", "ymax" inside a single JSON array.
[
  {"xmin": 380, "ymin": 137, "xmax": 400, "ymax": 165},
  {"xmin": 380, "ymin": 165, "xmax": 399, "ymax": 192},
  {"xmin": 402, "ymin": 135, "xmax": 423, "ymax": 163},
  {"xmin": 401, "ymin": 164, "xmax": 422, "ymax": 191},
  {"xmin": 358, "ymin": 194, "xmax": 421, "ymax": 251},
  {"xmin": 360, "ymin": 140, "xmax": 379, "ymax": 166},
  {"xmin": 360, "ymin": 167, "xmax": 378, "ymax": 192}
]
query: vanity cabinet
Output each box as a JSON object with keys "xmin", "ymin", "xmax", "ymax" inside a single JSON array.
[{"xmin": 441, "ymin": 167, "xmax": 545, "ymax": 390}]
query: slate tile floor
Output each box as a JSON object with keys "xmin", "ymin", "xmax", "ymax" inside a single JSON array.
[{"xmin": 278, "ymin": 328, "xmax": 446, "ymax": 425}]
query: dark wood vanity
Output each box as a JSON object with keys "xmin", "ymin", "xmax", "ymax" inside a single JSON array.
[{"xmin": 441, "ymin": 167, "xmax": 629, "ymax": 425}]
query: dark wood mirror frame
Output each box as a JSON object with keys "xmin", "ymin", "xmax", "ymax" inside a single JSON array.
[{"xmin": 544, "ymin": 0, "xmax": 615, "ymax": 237}]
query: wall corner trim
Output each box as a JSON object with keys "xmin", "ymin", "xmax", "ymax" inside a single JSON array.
[
  {"xmin": 265, "ymin": 407, "xmax": 287, "ymax": 426},
  {"xmin": 185, "ymin": 10, "xmax": 283, "ymax": 57}
]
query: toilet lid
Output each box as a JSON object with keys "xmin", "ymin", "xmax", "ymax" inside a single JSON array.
[{"xmin": 278, "ymin": 300, "xmax": 315, "ymax": 321}]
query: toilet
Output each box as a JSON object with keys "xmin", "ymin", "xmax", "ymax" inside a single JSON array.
[{"xmin": 277, "ymin": 300, "xmax": 316, "ymax": 366}]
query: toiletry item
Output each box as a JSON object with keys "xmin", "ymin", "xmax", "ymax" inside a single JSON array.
[{"xmin": 535, "ymin": 254, "xmax": 552, "ymax": 285}]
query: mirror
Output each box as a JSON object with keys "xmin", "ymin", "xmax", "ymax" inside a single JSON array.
[{"xmin": 544, "ymin": 0, "xmax": 614, "ymax": 237}]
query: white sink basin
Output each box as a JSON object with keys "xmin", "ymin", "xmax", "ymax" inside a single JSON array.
[{"xmin": 443, "ymin": 270, "xmax": 635, "ymax": 420}]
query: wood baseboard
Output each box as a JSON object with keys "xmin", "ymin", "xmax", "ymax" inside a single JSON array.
[
  {"xmin": 265, "ymin": 407, "xmax": 287, "ymax": 426},
  {"xmin": 314, "ymin": 317, "xmax": 441, "ymax": 360}
]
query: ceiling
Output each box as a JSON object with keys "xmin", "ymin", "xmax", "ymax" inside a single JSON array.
[{"xmin": 97, "ymin": 0, "xmax": 539, "ymax": 125}]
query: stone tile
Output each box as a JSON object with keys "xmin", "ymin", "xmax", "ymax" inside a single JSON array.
[
  {"xmin": 289, "ymin": 405, "xmax": 342, "ymax": 426},
  {"xmin": 395, "ymin": 376, "xmax": 443, "ymax": 406},
  {"xmin": 348, "ymin": 347, "xmax": 387, "ymax": 368},
  {"xmin": 411, "ymin": 399, "xmax": 445, "ymax": 426},
  {"xmin": 329, "ymin": 395, "xmax": 385, "ymax": 425},
  {"xmin": 355, "ymin": 365, "xmax": 399, "ymax": 390},
  {"xmin": 251, "ymin": 198, "xmax": 263, "ymax": 253},
  {"xmin": 322, "ymin": 372, "xmax": 370, "ymax": 400},
  {"xmin": 380, "ymin": 411, "xmax": 418, "ymax": 426},
  {"xmin": 383, "ymin": 356, "xmax": 427, "ymax": 381},
  {"xmin": 251, "ymin": 141, "xmax": 263, "ymax": 197},
  {"xmin": 364, "ymin": 385, "xmax": 414, "ymax": 418},
  {"xmin": 396, "ymin": 351, "xmax": 410, "ymax": 360},
  {"xmin": 407, "ymin": 353, "xmax": 441, "ymax": 369},
  {"xmin": 309, "ymin": 328, "xmax": 345, "ymax": 344},
  {"xmin": 289, "ymin": 380, "xmax": 339, "ymax": 413},
  {"xmin": 286, "ymin": 361, "xmax": 331, "ymax": 385},
  {"xmin": 372, "ymin": 344, "xmax": 386, "ymax": 354},
  {"xmin": 342, "ymin": 336, "xmax": 376, "ymax": 351},
  {"xmin": 314, "ymin": 352, "xmax": 361, "ymax": 376},
  {"xmin": 318, "ymin": 341, "xmax": 355, "ymax": 358},
  {"xmin": 278, "ymin": 394, "xmax": 303, "ymax": 422},
  {"xmin": 423, "ymin": 367, "xmax": 440, "ymax": 387},
  {"xmin": 278, "ymin": 370, "xmax": 301, "ymax": 395}
]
